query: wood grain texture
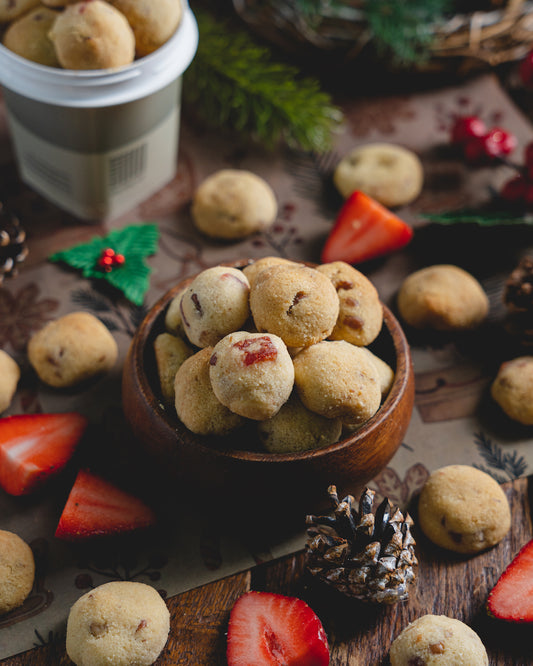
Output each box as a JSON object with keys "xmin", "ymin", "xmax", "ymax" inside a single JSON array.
[{"xmin": 3, "ymin": 477, "xmax": 532, "ymax": 665}]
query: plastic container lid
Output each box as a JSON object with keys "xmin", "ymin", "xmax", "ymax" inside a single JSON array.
[{"xmin": 0, "ymin": 3, "xmax": 198, "ymax": 108}]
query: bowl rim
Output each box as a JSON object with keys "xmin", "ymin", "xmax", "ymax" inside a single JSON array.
[{"xmin": 127, "ymin": 259, "xmax": 413, "ymax": 464}]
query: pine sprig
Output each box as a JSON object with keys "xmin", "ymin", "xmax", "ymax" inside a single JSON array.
[
  {"xmin": 364, "ymin": 0, "xmax": 451, "ymax": 64},
  {"xmin": 421, "ymin": 208, "xmax": 533, "ymax": 226},
  {"xmin": 183, "ymin": 9, "xmax": 342, "ymax": 152}
]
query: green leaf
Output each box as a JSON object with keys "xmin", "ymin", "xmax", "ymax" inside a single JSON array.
[
  {"xmin": 183, "ymin": 9, "xmax": 343, "ymax": 152},
  {"xmin": 421, "ymin": 209, "xmax": 533, "ymax": 226},
  {"xmin": 49, "ymin": 223, "xmax": 160, "ymax": 306}
]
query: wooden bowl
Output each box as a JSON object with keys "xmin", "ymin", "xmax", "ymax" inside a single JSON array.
[{"xmin": 122, "ymin": 260, "xmax": 415, "ymax": 518}]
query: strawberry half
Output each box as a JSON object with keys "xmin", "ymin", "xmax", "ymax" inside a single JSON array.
[
  {"xmin": 0, "ymin": 412, "xmax": 88, "ymax": 496},
  {"xmin": 321, "ymin": 190, "xmax": 413, "ymax": 265},
  {"xmin": 55, "ymin": 469, "xmax": 156, "ymax": 540},
  {"xmin": 227, "ymin": 591, "xmax": 329, "ymax": 666},
  {"xmin": 487, "ymin": 539, "xmax": 533, "ymax": 623}
]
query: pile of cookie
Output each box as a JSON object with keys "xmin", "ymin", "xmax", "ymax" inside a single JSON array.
[
  {"xmin": 0, "ymin": 0, "xmax": 183, "ymax": 70},
  {"xmin": 154, "ymin": 257, "xmax": 395, "ymax": 453}
]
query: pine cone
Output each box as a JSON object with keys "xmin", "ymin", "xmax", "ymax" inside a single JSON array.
[
  {"xmin": 504, "ymin": 256, "xmax": 533, "ymax": 313},
  {"xmin": 305, "ymin": 485, "xmax": 417, "ymax": 604},
  {"xmin": 0, "ymin": 204, "xmax": 27, "ymax": 284}
]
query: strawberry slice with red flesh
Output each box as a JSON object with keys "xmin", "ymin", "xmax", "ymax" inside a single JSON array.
[
  {"xmin": 227, "ymin": 591, "xmax": 330, "ymax": 666},
  {"xmin": 0, "ymin": 412, "xmax": 88, "ymax": 496},
  {"xmin": 55, "ymin": 469, "xmax": 156, "ymax": 540},
  {"xmin": 321, "ymin": 190, "xmax": 413, "ymax": 265},
  {"xmin": 487, "ymin": 539, "xmax": 533, "ymax": 623}
]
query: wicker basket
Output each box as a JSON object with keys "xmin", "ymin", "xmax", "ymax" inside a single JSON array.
[{"xmin": 232, "ymin": 0, "xmax": 533, "ymax": 74}]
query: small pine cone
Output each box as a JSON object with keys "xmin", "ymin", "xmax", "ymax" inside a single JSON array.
[
  {"xmin": 0, "ymin": 204, "xmax": 27, "ymax": 284},
  {"xmin": 504, "ymin": 257, "xmax": 533, "ymax": 313},
  {"xmin": 305, "ymin": 485, "xmax": 418, "ymax": 604}
]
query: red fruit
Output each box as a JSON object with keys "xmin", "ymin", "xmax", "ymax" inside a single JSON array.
[
  {"xmin": 321, "ymin": 191, "xmax": 413, "ymax": 265},
  {"xmin": 500, "ymin": 175, "xmax": 527, "ymax": 203},
  {"xmin": 487, "ymin": 539, "xmax": 533, "ymax": 623},
  {"xmin": 463, "ymin": 135, "xmax": 489, "ymax": 164},
  {"xmin": 0, "ymin": 412, "xmax": 87, "ymax": 496},
  {"xmin": 55, "ymin": 469, "xmax": 156, "ymax": 540},
  {"xmin": 463, "ymin": 128, "xmax": 516, "ymax": 165},
  {"xmin": 451, "ymin": 115, "xmax": 486, "ymax": 144},
  {"xmin": 520, "ymin": 49, "xmax": 533, "ymax": 87},
  {"xmin": 486, "ymin": 127, "xmax": 517, "ymax": 156},
  {"xmin": 227, "ymin": 591, "xmax": 329, "ymax": 666}
]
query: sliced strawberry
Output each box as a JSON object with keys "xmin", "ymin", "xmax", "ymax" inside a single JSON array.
[
  {"xmin": 0, "ymin": 412, "xmax": 88, "ymax": 496},
  {"xmin": 487, "ymin": 539, "xmax": 533, "ymax": 623},
  {"xmin": 321, "ymin": 190, "xmax": 413, "ymax": 265},
  {"xmin": 55, "ymin": 469, "xmax": 156, "ymax": 540},
  {"xmin": 227, "ymin": 591, "xmax": 329, "ymax": 666}
]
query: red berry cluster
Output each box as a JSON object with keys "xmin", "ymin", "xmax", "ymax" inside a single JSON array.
[
  {"xmin": 450, "ymin": 115, "xmax": 517, "ymax": 165},
  {"xmin": 500, "ymin": 142, "xmax": 533, "ymax": 208},
  {"xmin": 96, "ymin": 247, "xmax": 125, "ymax": 272}
]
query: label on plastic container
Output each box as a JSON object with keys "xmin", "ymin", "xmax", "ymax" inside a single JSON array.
[{"xmin": 7, "ymin": 105, "xmax": 180, "ymax": 220}]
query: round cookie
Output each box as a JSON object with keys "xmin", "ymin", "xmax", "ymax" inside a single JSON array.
[
  {"xmin": 0, "ymin": 0, "xmax": 40, "ymax": 23},
  {"xmin": 110, "ymin": 0, "xmax": 182, "ymax": 57},
  {"xmin": 164, "ymin": 287, "xmax": 187, "ymax": 338},
  {"xmin": 180, "ymin": 266, "xmax": 250, "ymax": 348},
  {"xmin": 0, "ymin": 350, "xmax": 20, "ymax": 414},
  {"xmin": 174, "ymin": 347, "xmax": 244, "ymax": 435},
  {"xmin": 28, "ymin": 311, "xmax": 118, "ymax": 388},
  {"xmin": 66, "ymin": 581, "xmax": 170, "ymax": 666},
  {"xmin": 242, "ymin": 256, "xmax": 298, "ymax": 289},
  {"xmin": 2, "ymin": 7, "xmax": 61, "ymax": 67},
  {"xmin": 358, "ymin": 346, "xmax": 394, "ymax": 398},
  {"xmin": 293, "ymin": 340, "xmax": 381, "ymax": 425},
  {"xmin": 154, "ymin": 332, "xmax": 193, "ymax": 404},
  {"xmin": 48, "ymin": 0, "xmax": 136, "ymax": 70},
  {"xmin": 258, "ymin": 392, "xmax": 342, "ymax": 454},
  {"xmin": 0, "ymin": 530, "xmax": 35, "ymax": 615},
  {"xmin": 333, "ymin": 142, "xmax": 424, "ymax": 207},
  {"xmin": 317, "ymin": 261, "xmax": 383, "ymax": 346},
  {"xmin": 191, "ymin": 169, "xmax": 278, "ymax": 240},
  {"xmin": 491, "ymin": 356, "xmax": 533, "ymax": 425},
  {"xmin": 418, "ymin": 465, "xmax": 511, "ymax": 554},
  {"xmin": 390, "ymin": 614, "xmax": 488, "ymax": 666},
  {"xmin": 397, "ymin": 264, "xmax": 489, "ymax": 331},
  {"xmin": 250, "ymin": 263, "xmax": 340, "ymax": 348},
  {"xmin": 209, "ymin": 331, "xmax": 294, "ymax": 420}
]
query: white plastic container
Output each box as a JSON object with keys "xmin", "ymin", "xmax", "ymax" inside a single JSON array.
[{"xmin": 0, "ymin": 3, "xmax": 198, "ymax": 221}]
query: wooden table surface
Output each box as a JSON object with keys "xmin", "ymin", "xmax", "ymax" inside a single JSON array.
[{"xmin": 3, "ymin": 476, "xmax": 532, "ymax": 665}]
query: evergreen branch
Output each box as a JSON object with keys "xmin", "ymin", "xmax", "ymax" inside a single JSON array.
[
  {"xmin": 364, "ymin": 0, "xmax": 451, "ymax": 64},
  {"xmin": 421, "ymin": 208, "xmax": 533, "ymax": 227},
  {"xmin": 183, "ymin": 9, "xmax": 343, "ymax": 153}
]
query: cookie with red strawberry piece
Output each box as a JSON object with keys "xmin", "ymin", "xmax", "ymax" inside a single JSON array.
[
  {"xmin": 227, "ymin": 591, "xmax": 329, "ymax": 666},
  {"xmin": 487, "ymin": 539, "xmax": 533, "ymax": 623},
  {"xmin": 55, "ymin": 469, "xmax": 156, "ymax": 540},
  {"xmin": 0, "ymin": 412, "xmax": 87, "ymax": 496}
]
